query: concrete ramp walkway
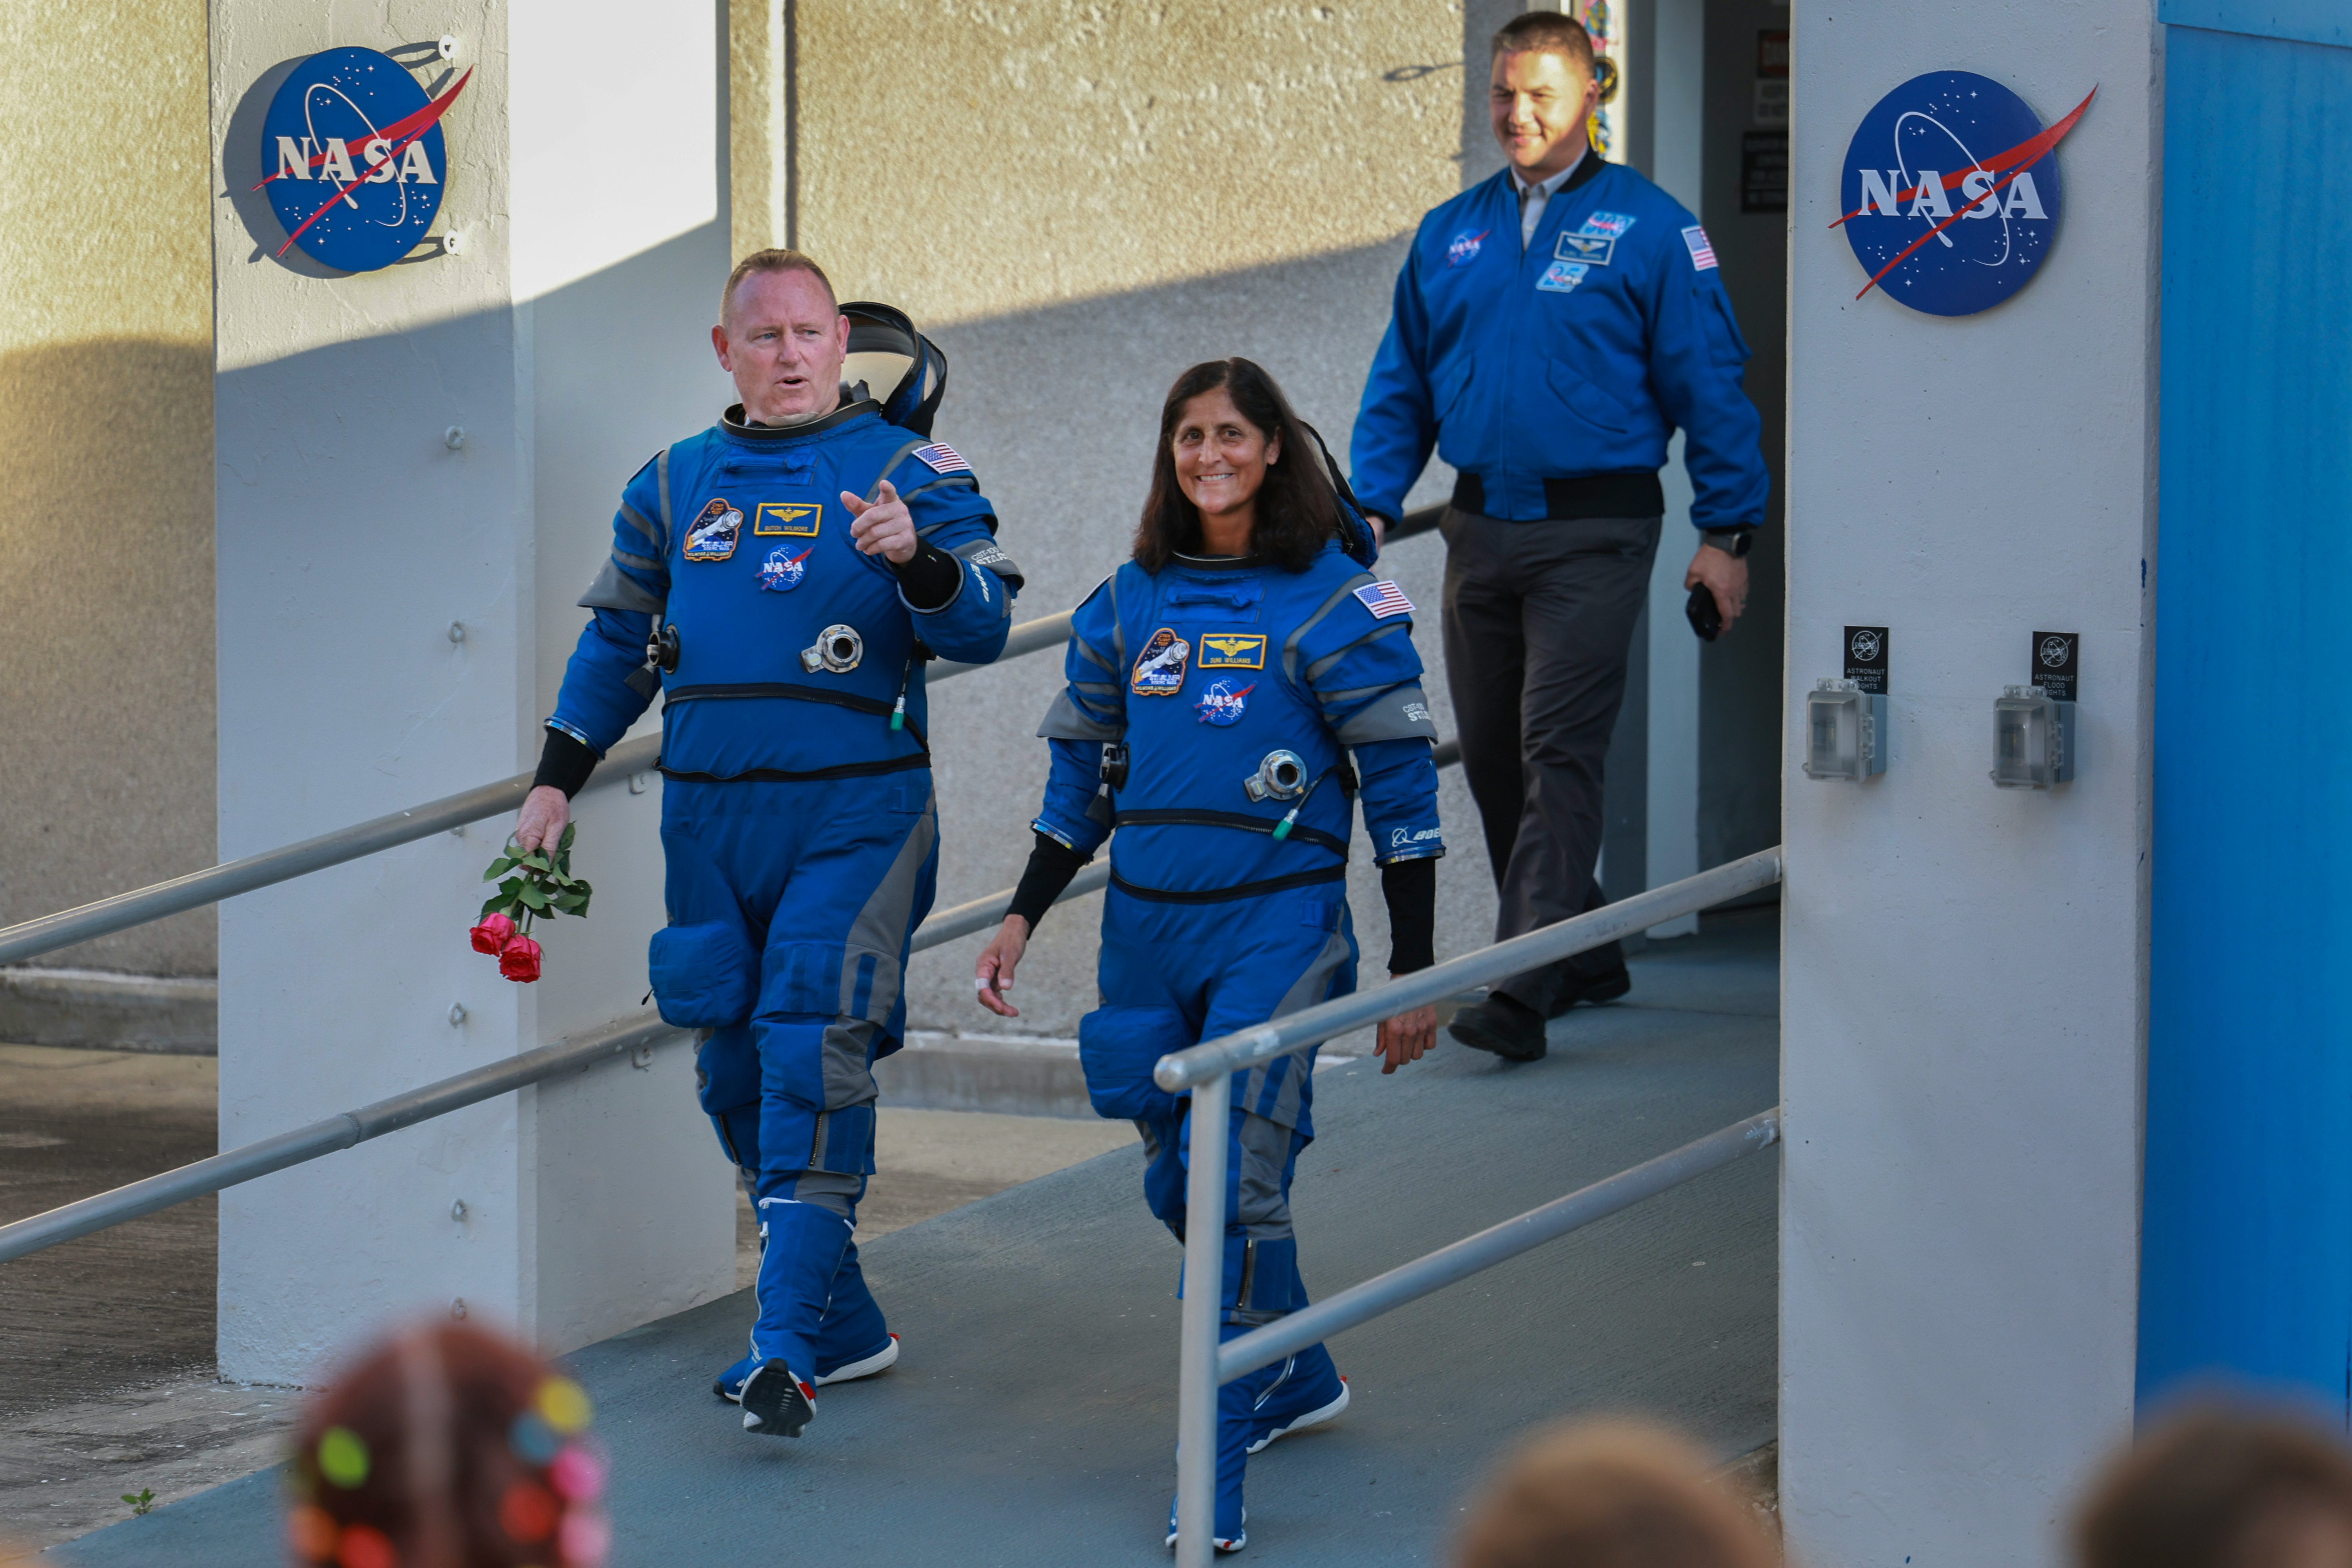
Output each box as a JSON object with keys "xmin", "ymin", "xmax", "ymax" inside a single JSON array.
[{"xmin": 53, "ymin": 911, "xmax": 1778, "ymax": 1568}]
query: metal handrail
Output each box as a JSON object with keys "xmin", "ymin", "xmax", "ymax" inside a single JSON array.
[
  {"xmin": 0, "ymin": 609, "xmax": 1065, "ymax": 967},
  {"xmin": 0, "ymin": 735, "xmax": 1469, "ymax": 1263},
  {"xmin": 1167, "ymin": 847, "xmax": 1784, "ymax": 1564},
  {"xmin": 1156, "ymin": 846, "xmax": 1782, "ymax": 1091},
  {"xmin": 1220, "ymin": 1109, "xmax": 1781, "ymax": 1383},
  {"xmin": 0, "ymin": 1013, "xmax": 681, "ymax": 1264}
]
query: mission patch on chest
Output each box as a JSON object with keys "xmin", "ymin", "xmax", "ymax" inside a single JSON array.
[
  {"xmin": 683, "ymin": 498, "xmax": 743, "ymax": 561},
  {"xmin": 1131, "ymin": 627, "xmax": 1191, "ymax": 695},
  {"xmin": 1198, "ymin": 633, "xmax": 1267, "ymax": 670}
]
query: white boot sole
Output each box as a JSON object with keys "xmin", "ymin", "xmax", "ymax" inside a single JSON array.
[
  {"xmin": 1246, "ymin": 1377, "xmax": 1349, "ymax": 1455},
  {"xmin": 814, "ymin": 1332, "xmax": 900, "ymax": 1387}
]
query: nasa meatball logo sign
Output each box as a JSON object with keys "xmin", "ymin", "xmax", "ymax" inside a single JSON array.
[
  {"xmin": 258, "ymin": 48, "xmax": 472, "ymax": 273},
  {"xmin": 1834, "ymin": 73, "xmax": 2094, "ymax": 316}
]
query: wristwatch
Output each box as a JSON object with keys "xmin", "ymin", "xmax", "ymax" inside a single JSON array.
[{"xmin": 1700, "ymin": 527, "xmax": 1755, "ymax": 558}]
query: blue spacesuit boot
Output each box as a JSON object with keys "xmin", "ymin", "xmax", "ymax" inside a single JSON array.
[{"xmin": 713, "ymin": 1239, "xmax": 897, "ymax": 1402}]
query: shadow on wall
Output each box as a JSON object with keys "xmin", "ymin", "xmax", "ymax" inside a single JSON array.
[{"xmin": 0, "ymin": 339, "xmax": 218, "ymax": 976}]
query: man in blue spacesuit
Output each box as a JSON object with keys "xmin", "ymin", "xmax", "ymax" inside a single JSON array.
[
  {"xmin": 1351, "ymin": 12, "xmax": 1769, "ymax": 1062},
  {"xmin": 975, "ymin": 358, "xmax": 1441, "ymax": 1550},
  {"xmin": 511, "ymin": 249, "xmax": 1021, "ymax": 1441}
]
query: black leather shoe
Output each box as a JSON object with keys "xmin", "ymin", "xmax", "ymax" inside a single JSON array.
[
  {"xmin": 1448, "ymin": 994, "xmax": 1547, "ymax": 1062},
  {"xmin": 1545, "ymin": 965, "xmax": 1632, "ymax": 1020}
]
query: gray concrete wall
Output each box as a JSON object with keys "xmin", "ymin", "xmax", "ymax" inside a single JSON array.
[
  {"xmin": 770, "ymin": 2, "xmax": 1488, "ymax": 1038},
  {"xmin": 0, "ymin": 1, "xmax": 217, "ymax": 978}
]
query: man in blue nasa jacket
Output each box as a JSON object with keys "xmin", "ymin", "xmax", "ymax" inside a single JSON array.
[
  {"xmin": 1350, "ymin": 12, "xmax": 1769, "ymax": 1062},
  {"xmin": 510, "ymin": 250, "xmax": 1021, "ymax": 1441}
]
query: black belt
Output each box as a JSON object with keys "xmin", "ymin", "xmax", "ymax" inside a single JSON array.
[
  {"xmin": 1112, "ymin": 808, "xmax": 1350, "ymax": 858},
  {"xmin": 1110, "ymin": 864, "xmax": 1346, "ymax": 905},
  {"xmin": 658, "ymin": 753, "xmax": 930, "ymax": 784},
  {"xmin": 662, "ymin": 681, "xmax": 929, "ymax": 751},
  {"xmin": 1451, "ymin": 470, "xmax": 1665, "ymax": 522}
]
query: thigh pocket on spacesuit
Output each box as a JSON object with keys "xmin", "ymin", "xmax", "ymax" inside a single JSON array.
[
  {"xmin": 647, "ymin": 921, "xmax": 758, "ymax": 1029},
  {"xmin": 1078, "ymin": 1005, "xmax": 1191, "ymax": 1122}
]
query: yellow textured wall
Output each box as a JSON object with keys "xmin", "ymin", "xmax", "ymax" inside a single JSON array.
[
  {"xmin": 0, "ymin": 3, "xmax": 218, "ymax": 974},
  {"xmin": 787, "ymin": 1, "xmax": 1464, "ymax": 323}
]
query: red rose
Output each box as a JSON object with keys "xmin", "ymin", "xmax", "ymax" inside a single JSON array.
[
  {"xmin": 471, "ymin": 912, "xmax": 517, "ymax": 955},
  {"xmin": 499, "ymin": 934, "xmax": 544, "ymax": 983}
]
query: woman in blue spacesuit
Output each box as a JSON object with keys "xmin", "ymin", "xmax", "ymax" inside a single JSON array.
[{"xmin": 973, "ymin": 358, "xmax": 1445, "ymax": 1552}]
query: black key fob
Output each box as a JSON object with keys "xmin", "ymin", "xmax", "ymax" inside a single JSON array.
[{"xmin": 1685, "ymin": 583, "xmax": 1721, "ymax": 643}]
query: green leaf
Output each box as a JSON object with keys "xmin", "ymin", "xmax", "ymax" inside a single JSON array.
[
  {"xmin": 520, "ymin": 852, "xmax": 553, "ymax": 873},
  {"xmin": 497, "ymin": 876, "xmax": 525, "ymax": 900},
  {"xmin": 480, "ymin": 894, "xmax": 508, "ymax": 919},
  {"xmin": 559, "ymin": 822, "xmax": 577, "ymax": 852},
  {"xmin": 517, "ymin": 884, "xmax": 550, "ymax": 911},
  {"xmin": 480, "ymin": 857, "xmax": 516, "ymax": 882},
  {"xmin": 552, "ymin": 892, "xmax": 587, "ymax": 913}
]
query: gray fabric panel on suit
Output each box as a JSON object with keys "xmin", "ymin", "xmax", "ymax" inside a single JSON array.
[
  {"xmin": 656, "ymin": 446, "xmax": 674, "ymax": 540},
  {"xmin": 1331, "ymin": 684, "xmax": 1441, "ymax": 745},
  {"xmin": 761, "ymin": 1181, "xmax": 858, "ymax": 1222},
  {"xmin": 578, "ymin": 557, "xmax": 668, "ymax": 613},
  {"xmin": 1038, "ymin": 689, "xmax": 1124, "ymax": 741},
  {"xmin": 819, "ymin": 1016, "xmax": 882, "ymax": 1111},
  {"xmin": 902, "ymin": 473, "xmax": 978, "ymax": 502},
  {"xmin": 1234, "ymin": 1111, "xmax": 1296, "ymax": 1239},
  {"xmin": 1240, "ymin": 926, "xmax": 1353, "ymax": 1129},
  {"xmin": 949, "ymin": 537, "xmax": 1025, "ymax": 595},
  {"xmin": 836, "ymin": 789, "xmax": 939, "ymax": 1024},
  {"xmin": 1134, "ymin": 1120, "xmax": 1163, "ymax": 1161},
  {"xmin": 870, "ymin": 439, "xmax": 927, "ymax": 500},
  {"xmin": 1303, "ymin": 620, "xmax": 1410, "ymax": 684},
  {"xmin": 1281, "ymin": 574, "xmax": 1375, "ymax": 684},
  {"xmin": 620, "ymin": 501, "xmax": 661, "ymax": 550}
]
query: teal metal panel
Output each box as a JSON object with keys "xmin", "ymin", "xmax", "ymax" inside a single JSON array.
[
  {"xmin": 2160, "ymin": 0, "xmax": 2352, "ymax": 49},
  {"xmin": 2144, "ymin": 22, "xmax": 2352, "ymax": 1410}
]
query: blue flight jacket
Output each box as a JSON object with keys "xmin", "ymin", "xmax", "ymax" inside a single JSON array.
[
  {"xmin": 1350, "ymin": 162, "xmax": 1769, "ymax": 530},
  {"xmin": 548, "ymin": 400, "xmax": 1020, "ymax": 779},
  {"xmin": 1033, "ymin": 544, "xmax": 1444, "ymax": 898}
]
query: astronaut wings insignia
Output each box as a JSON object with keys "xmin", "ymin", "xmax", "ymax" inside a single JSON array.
[{"xmin": 1130, "ymin": 628, "xmax": 1191, "ymax": 695}]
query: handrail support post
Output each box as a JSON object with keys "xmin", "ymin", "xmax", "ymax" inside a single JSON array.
[{"xmin": 1173, "ymin": 1069, "xmax": 1232, "ymax": 1567}]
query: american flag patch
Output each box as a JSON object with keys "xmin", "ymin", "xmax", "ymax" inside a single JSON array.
[
  {"xmin": 912, "ymin": 443, "xmax": 971, "ymax": 474},
  {"xmin": 1353, "ymin": 580, "xmax": 1415, "ymax": 619},
  {"xmin": 1682, "ymin": 225, "xmax": 1719, "ymax": 271}
]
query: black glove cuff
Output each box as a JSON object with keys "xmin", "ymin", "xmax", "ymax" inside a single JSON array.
[
  {"xmin": 1381, "ymin": 855, "xmax": 1437, "ymax": 975},
  {"xmin": 1007, "ymin": 831, "xmax": 1093, "ymax": 934},
  {"xmin": 532, "ymin": 727, "xmax": 599, "ymax": 799},
  {"xmin": 891, "ymin": 541, "xmax": 964, "ymax": 611}
]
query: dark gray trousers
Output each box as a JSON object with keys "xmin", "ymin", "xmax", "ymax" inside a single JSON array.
[{"xmin": 1439, "ymin": 508, "xmax": 1662, "ymax": 1013}]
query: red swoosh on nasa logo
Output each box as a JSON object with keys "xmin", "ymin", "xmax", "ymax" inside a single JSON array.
[
  {"xmin": 1828, "ymin": 85, "xmax": 2094, "ymax": 232},
  {"xmin": 1838, "ymin": 87, "xmax": 2096, "ymax": 301},
  {"xmin": 261, "ymin": 67, "xmax": 473, "ymax": 258}
]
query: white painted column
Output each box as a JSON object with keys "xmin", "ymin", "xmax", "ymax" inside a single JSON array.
[
  {"xmin": 1778, "ymin": 8, "xmax": 2157, "ymax": 1564},
  {"xmin": 211, "ymin": 0, "xmax": 737, "ymax": 1382},
  {"xmin": 1643, "ymin": 0, "xmax": 1704, "ymax": 934}
]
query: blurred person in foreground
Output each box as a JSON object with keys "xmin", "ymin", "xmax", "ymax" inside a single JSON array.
[
  {"xmin": 2078, "ymin": 1402, "xmax": 2352, "ymax": 1568},
  {"xmin": 1453, "ymin": 1419, "xmax": 1775, "ymax": 1568},
  {"xmin": 285, "ymin": 1321, "xmax": 610, "ymax": 1568}
]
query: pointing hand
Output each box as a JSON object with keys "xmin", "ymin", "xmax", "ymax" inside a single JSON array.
[{"xmin": 843, "ymin": 479, "xmax": 918, "ymax": 564}]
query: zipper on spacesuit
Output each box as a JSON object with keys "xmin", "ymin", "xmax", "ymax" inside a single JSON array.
[{"xmin": 890, "ymin": 657, "xmax": 911, "ymax": 731}]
